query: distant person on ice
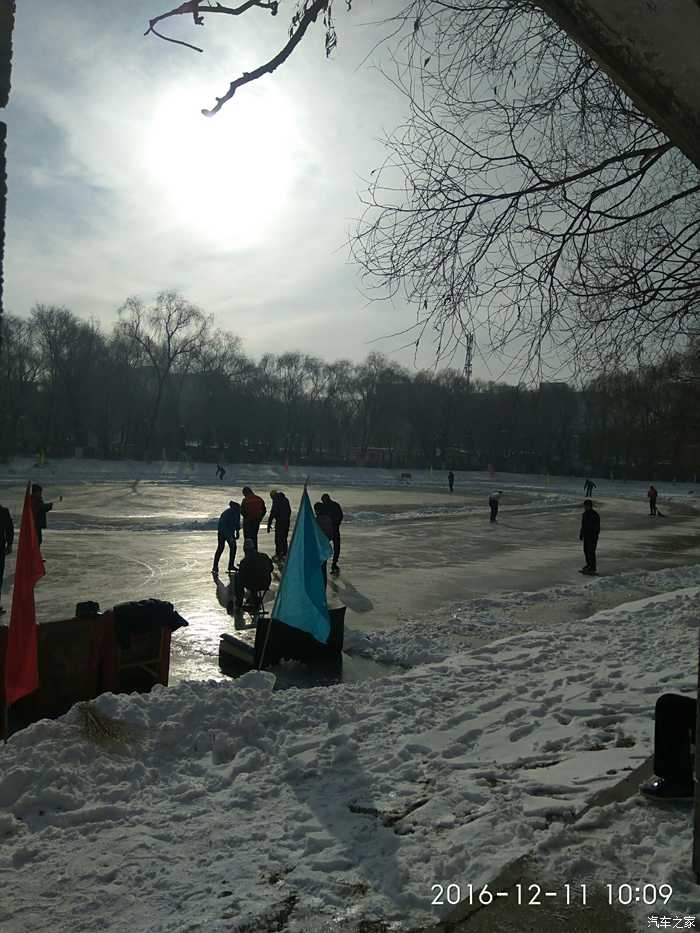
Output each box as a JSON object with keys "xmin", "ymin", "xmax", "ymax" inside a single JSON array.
[
  {"xmin": 240, "ymin": 486, "xmax": 266, "ymax": 550},
  {"xmin": 215, "ymin": 464, "xmax": 226, "ymax": 481},
  {"xmin": 0, "ymin": 500, "xmax": 14, "ymax": 616},
  {"xmin": 647, "ymin": 484, "xmax": 658, "ymax": 516},
  {"xmin": 488, "ymin": 490, "xmax": 503, "ymax": 523},
  {"xmin": 314, "ymin": 502, "xmax": 334, "ymax": 588},
  {"xmin": 234, "ymin": 539, "xmax": 274, "ymax": 611},
  {"xmin": 267, "ymin": 489, "xmax": 292, "ymax": 561},
  {"xmin": 30, "ymin": 484, "xmax": 55, "ymax": 546},
  {"xmin": 448, "ymin": 470, "xmax": 455, "ymax": 493},
  {"xmin": 320, "ymin": 492, "xmax": 343, "ymax": 576},
  {"xmin": 579, "ymin": 498, "xmax": 600, "ymax": 575},
  {"xmin": 211, "ymin": 500, "xmax": 241, "ymax": 576},
  {"xmin": 583, "ymin": 478, "xmax": 597, "ymax": 497}
]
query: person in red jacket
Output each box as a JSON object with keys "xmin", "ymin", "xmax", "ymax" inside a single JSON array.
[{"xmin": 240, "ymin": 486, "xmax": 266, "ymax": 550}]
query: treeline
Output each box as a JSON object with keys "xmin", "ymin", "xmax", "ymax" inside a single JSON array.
[{"xmin": 1, "ymin": 293, "xmax": 699, "ymax": 479}]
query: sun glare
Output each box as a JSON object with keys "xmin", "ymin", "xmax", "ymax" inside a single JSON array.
[{"xmin": 143, "ymin": 85, "xmax": 300, "ymax": 248}]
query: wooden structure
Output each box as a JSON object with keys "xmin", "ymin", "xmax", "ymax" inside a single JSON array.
[{"xmin": 0, "ymin": 607, "xmax": 174, "ymax": 737}]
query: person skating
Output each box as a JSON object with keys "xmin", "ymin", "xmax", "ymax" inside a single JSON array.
[
  {"xmin": 212, "ymin": 500, "xmax": 241, "ymax": 576},
  {"xmin": 579, "ymin": 498, "xmax": 600, "ymax": 575},
  {"xmin": 30, "ymin": 484, "xmax": 54, "ymax": 546},
  {"xmin": 215, "ymin": 464, "xmax": 226, "ymax": 481},
  {"xmin": 448, "ymin": 470, "xmax": 455, "ymax": 493},
  {"xmin": 647, "ymin": 484, "xmax": 658, "ymax": 516},
  {"xmin": 639, "ymin": 693, "xmax": 696, "ymax": 801},
  {"xmin": 314, "ymin": 502, "xmax": 334, "ymax": 588},
  {"xmin": 583, "ymin": 478, "xmax": 597, "ymax": 497},
  {"xmin": 267, "ymin": 489, "xmax": 291, "ymax": 560},
  {"xmin": 320, "ymin": 492, "xmax": 343, "ymax": 575},
  {"xmin": 240, "ymin": 486, "xmax": 266, "ymax": 550},
  {"xmin": 234, "ymin": 539, "xmax": 274, "ymax": 611},
  {"xmin": 488, "ymin": 490, "xmax": 503, "ymax": 523},
  {"xmin": 0, "ymin": 501, "xmax": 14, "ymax": 615}
]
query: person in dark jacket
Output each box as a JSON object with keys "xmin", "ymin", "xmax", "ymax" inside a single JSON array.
[
  {"xmin": 30, "ymin": 484, "xmax": 54, "ymax": 546},
  {"xmin": 314, "ymin": 502, "xmax": 334, "ymax": 588},
  {"xmin": 240, "ymin": 486, "xmax": 267, "ymax": 550},
  {"xmin": 488, "ymin": 490, "xmax": 503, "ymax": 523},
  {"xmin": 579, "ymin": 498, "xmax": 600, "ymax": 574},
  {"xmin": 583, "ymin": 478, "xmax": 597, "ymax": 497},
  {"xmin": 647, "ymin": 485, "xmax": 658, "ymax": 516},
  {"xmin": 448, "ymin": 470, "xmax": 455, "ymax": 493},
  {"xmin": 212, "ymin": 500, "xmax": 241, "ymax": 575},
  {"xmin": 267, "ymin": 489, "xmax": 292, "ymax": 560},
  {"xmin": 234, "ymin": 539, "xmax": 274, "ymax": 610},
  {"xmin": 320, "ymin": 492, "xmax": 343, "ymax": 575},
  {"xmin": 0, "ymin": 502, "xmax": 14, "ymax": 615}
]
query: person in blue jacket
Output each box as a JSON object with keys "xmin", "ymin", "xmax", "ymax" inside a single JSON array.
[{"xmin": 212, "ymin": 500, "xmax": 241, "ymax": 575}]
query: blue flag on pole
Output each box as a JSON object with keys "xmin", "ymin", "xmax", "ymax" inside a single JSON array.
[{"xmin": 271, "ymin": 488, "xmax": 333, "ymax": 645}]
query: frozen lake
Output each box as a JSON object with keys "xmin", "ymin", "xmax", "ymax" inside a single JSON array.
[
  {"xmin": 2, "ymin": 460, "xmax": 700, "ymax": 682},
  {"xmin": 2, "ymin": 462, "xmax": 700, "ymax": 931}
]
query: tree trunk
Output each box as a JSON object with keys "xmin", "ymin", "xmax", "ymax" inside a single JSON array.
[{"xmin": 535, "ymin": 0, "xmax": 700, "ymax": 170}]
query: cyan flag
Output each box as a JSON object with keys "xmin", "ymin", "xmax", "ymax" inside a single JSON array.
[{"xmin": 271, "ymin": 488, "xmax": 333, "ymax": 644}]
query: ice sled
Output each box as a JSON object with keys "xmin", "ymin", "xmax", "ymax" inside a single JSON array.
[{"xmin": 219, "ymin": 605, "xmax": 346, "ymax": 672}]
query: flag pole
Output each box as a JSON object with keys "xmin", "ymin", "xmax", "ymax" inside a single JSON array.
[{"xmin": 256, "ymin": 479, "xmax": 309, "ymax": 671}]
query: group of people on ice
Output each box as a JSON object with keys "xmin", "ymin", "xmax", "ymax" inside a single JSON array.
[
  {"xmin": 212, "ymin": 486, "xmax": 344, "ymax": 610},
  {"xmin": 482, "ymin": 478, "xmax": 664, "ymax": 576}
]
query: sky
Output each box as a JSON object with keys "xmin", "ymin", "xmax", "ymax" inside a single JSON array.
[{"xmin": 4, "ymin": 0, "xmax": 496, "ymax": 378}]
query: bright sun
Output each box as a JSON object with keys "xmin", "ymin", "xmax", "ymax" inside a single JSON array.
[{"xmin": 142, "ymin": 84, "xmax": 300, "ymax": 248}]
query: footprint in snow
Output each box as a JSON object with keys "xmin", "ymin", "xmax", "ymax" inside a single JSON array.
[{"xmin": 509, "ymin": 723, "xmax": 536, "ymax": 742}]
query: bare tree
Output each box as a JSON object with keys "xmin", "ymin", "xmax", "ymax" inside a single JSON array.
[
  {"xmin": 142, "ymin": 1, "xmax": 700, "ymax": 376},
  {"xmin": 351, "ymin": 2, "xmax": 700, "ymax": 375},
  {"xmin": 116, "ymin": 291, "xmax": 211, "ymax": 457},
  {"xmin": 144, "ymin": 0, "xmax": 334, "ymax": 114},
  {"xmin": 31, "ymin": 305, "xmax": 106, "ymax": 449},
  {"xmin": 0, "ymin": 314, "xmax": 40, "ymax": 454}
]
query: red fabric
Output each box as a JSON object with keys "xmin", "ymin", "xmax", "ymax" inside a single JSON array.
[
  {"xmin": 4, "ymin": 485, "xmax": 45, "ymax": 706},
  {"xmin": 242, "ymin": 494, "xmax": 266, "ymax": 522}
]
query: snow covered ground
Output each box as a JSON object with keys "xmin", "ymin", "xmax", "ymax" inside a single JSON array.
[{"xmin": 1, "ymin": 460, "xmax": 699, "ymax": 931}]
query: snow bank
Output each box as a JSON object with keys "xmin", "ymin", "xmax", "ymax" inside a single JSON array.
[
  {"xmin": 344, "ymin": 563, "xmax": 700, "ymax": 666},
  {"xmin": 1, "ymin": 571, "xmax": 698, "ymax": 931}
]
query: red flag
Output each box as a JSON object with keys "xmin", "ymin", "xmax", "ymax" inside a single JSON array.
[{"xmin": 4, "ymin": 484, "xmax": 45, "ymax": 706}]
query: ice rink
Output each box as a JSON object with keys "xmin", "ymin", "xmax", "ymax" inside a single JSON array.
[{"xmin": 2, "ymin": 460, "xmax": 700, "ymax": 682}]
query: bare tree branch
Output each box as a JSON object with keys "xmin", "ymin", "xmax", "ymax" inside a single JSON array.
[{"xmin": 145, "ymin": 0, "xmax": 280, "ymax": 52}]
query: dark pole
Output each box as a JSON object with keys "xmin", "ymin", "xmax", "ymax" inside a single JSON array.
[
  {"xmin": 0, "ymin": 2, "xmax": 15, "ymax": 463},
  {"xmin": 694, "ymin": 627, "xmax": 700, "ymax": 881},
  {"xmin": 0, "ymin": 0, "xmax": 15, "ymax": 342}
]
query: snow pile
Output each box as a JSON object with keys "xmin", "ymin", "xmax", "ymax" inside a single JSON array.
[{"xmin": 1, "ymin": 578, "xmax": 699, "ymax": 931}]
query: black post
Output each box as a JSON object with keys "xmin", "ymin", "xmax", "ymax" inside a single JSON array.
[{"xmin": 693, "ymin": 626, "xmax": 700, "ymax": 881}]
